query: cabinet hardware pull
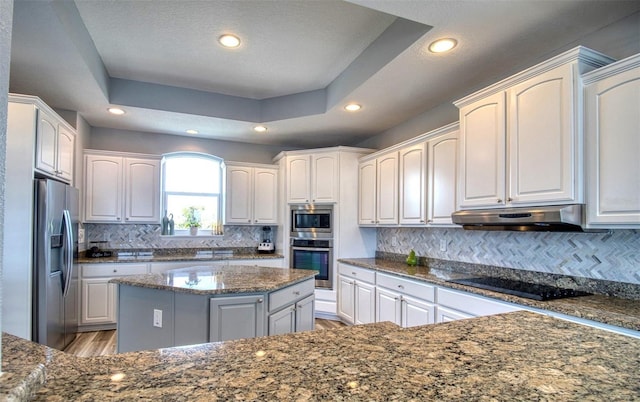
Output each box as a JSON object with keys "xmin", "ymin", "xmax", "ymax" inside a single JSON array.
[
  {"xmin": 497, "ymin": 199, "xmax": 502, "ymax": 203},
  {"xmin": 293, "ymin": 291, "xmax": 300, "ymax": 296},
  {"xmin": 397, "ymin": 284, "xmax": 404, "ymax": 289},
  {"xmin": 427, "ymin": 219, "xmax": 432, "ymax": 223},
  {"xmin": 420, "ymin": 220, "xmax": 425, "ymax": 223},
  {"xmin": 113, "ymin": 269, "xmax": 117, "ymax": 273},
  {"xmin": 394, "ymin": 297, "xmax": 399, "ymax": 301},
  {"xmin": 352, "ymin": 272, "xmax": 356, "ymax": 276},
  {"xmin": 125, "ymin": 217, "xmax": 129, "ymax": 221},
  {"xmin": 257, "ymin": 298, "xmax": 263, "ymax": 303},
  {"xmin": 507, "ymin": 197, "xmax": 513, "ymax": 202},
  {"xmin": 371, "ymin": 220, "xmax": 375, "ymax": 223},
  {"xmin": 117, "ymin": 217, "xmax": 121, "ymax": 220}
]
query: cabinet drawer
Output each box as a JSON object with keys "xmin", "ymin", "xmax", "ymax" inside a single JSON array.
[
  {"xmin": 437, "ymin": 287, "xmax": 520, "ymax": 316},
  {"xmin": 338, "ymin": 264, "xmax": 375, "ymax": 284},
  {"xmin": 81, "ymin": 263, "xmax": 148, "ymax": 278},
  {"xmin": 269, "ymin": 279, "xmax": 315, "ymax": 312},
  {"xmin": 377, "ymin": 273, "xmax": 435, "ymax": 302}
]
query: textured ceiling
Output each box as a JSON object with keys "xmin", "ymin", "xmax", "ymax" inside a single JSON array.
[{"xmin": 8, "ymin": 0, "xmax": 640, "ymax": 148}]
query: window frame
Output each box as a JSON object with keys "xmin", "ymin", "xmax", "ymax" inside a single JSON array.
[{"xmin": 161, "ymin": 152, "xmax": 225, "ymax": 237}]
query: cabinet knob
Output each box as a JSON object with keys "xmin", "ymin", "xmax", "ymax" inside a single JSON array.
[
  {"xmin": 427, "ymin": 219, "xmax": 433, "ymax": 223},
  {"xmin": 352, "ymin": 272, "xmax": 356, "ymax": 276},
  {"xmin": 113, "ymin": 269, "xmax": 117, "ymax": 273},
  {"xmin": 371, "ymin": 220, "xmax": 375, "ymax": 224},
  {"xmin": 420, "ymin": 220, "xmax": 425, "ymax": 223},
  {"xmin": 394, "ymin": 297, "xmax": 399, "ymax": 301},
  {"xmin": 293, "ymin": 291, "xmax": 300, "ymax": 296},
  {"xmin": 306, "ymin": 199, "xmax": 309, "ymax": 202},
  {"xmin": 125, "ymin": 217, "xmax": 129, "ymax": 221},
  {"xmin": 257, "ymin": 298, "xmax": 263, "ymax": 303},
  {"xmin": 254, "ymin": 219, "xmax": 258, "ymax": 223},
  {"xmin": 507, "ymin": 197, "xmax": 513, "ymax": 202},
  {"xmin": 117, "ymin": 217, "xmax": 121, "ymax": 220},
  {"xmin": 397, "ymin": 284, "xmax": 404, "ymax": 289},
  {"xmin": 497, "ymin": 199, "xmax": 503, "ymax": 203},
  {"xmin": 247, "ymin": 219, "xmax": 251, "ymax": 223}
]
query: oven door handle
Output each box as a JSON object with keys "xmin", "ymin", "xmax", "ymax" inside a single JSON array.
[{"xmin": 291, "ymin": 246, "xmax": 332, "ymax": 252}]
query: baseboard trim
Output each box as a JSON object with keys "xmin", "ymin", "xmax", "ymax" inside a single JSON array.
[{"xmin": 314, "ymin": 311, "xmax": 340, "ymax": 321}]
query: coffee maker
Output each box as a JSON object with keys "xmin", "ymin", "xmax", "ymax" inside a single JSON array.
[{"xmin": 257, "ymin": 226, "xmax": 275, "ymax": 254}]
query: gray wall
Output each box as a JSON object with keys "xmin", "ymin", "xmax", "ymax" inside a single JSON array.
[
  {"xmin": 357, "ymin": 11, "xmax": 640, "ymax": 151},
  {"xmin": 89, "ymin": 127, "xmax": 295, "ymax": 164},
  {"xmin": 0, "ymin": 0, "xmax": 14, "ymax": 366}
]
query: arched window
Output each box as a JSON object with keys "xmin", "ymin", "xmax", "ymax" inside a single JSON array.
[{"xmin": 162, "ymin": 152, "xmax": 224, "ymax": 235}]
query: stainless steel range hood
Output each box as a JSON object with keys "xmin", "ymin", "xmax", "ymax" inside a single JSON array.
[{"xmin": 451, "ymin": 204, "xmax": 584, "ymax": 232}]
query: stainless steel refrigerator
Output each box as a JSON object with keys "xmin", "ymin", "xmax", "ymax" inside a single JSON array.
[{"xmin": 32, "ymin": 178, "xmax": 79, "ymax": 350}]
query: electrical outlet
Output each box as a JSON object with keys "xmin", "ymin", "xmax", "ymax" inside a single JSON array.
[
  {"xmin": 391, "ymin": 236, "xmax": 398, "ymax": 247},
  {"xmin": 153, "ymin": 309, "xmax": 163, "ymax": 328},
  {"xmin": 77, "ymin": 228, "xmax": 85, "ymax": 244},
  {"xmin": 103, "ymin": 232, "xmax": 110, "ymax": 242},
  {"xmin": 440, "ymin": 239, "xmax": 447, "ymax": 252}
]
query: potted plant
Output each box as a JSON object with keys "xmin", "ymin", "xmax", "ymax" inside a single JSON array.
[{"xmin": 182, "ymin": 206, "xmax": 202, "ymax": 235}]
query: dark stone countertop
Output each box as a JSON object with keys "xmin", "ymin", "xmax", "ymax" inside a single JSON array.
[
  {"xmin": 339, "ymin": 257, "xmax": 640, "ymax": 332},
  {"xmin": 110, "ymin": 265, "xmax": 316, "ymax": 295},
  {"xmin": 3, "ymin": 311, "xmax": 637, "ymax": 401}
]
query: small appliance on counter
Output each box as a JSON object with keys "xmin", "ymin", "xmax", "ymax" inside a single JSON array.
[
  {"xmin": 258, "ymin": 226, "xmax": 275, "ymax": 254},
  {"xmin": 87, "ymin": 241, "xmax": 112, "ymax": 258}
]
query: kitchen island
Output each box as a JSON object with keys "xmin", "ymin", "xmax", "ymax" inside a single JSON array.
[
  {"xmin": 2, "ymin": 311, "xmax": 636, "ymax": 401},
  {"xmin": 111, "ymin": 265, "xmax": 316, "ymax": 352}
]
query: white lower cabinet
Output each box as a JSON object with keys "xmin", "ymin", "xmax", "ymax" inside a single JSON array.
[
  {"xmin": 268, "ymin": 279, "xmax": 315, "ymax": 335},
  {"xmin": 337, "ymin": 264, "xmax": 376, "ymax": 325},
  {"xmin": 80, "ymin": 263, "xmax": 149, "ymax": 328},
  {"xmin": 376, "ymin": 273, "xmax": 436, "ymax": 327},
  {"xmin": 436, "ymin": 287, "xmax": 521, "ymax": 323},
  {"xmin": 209, "ymin": 295, "xmax": 266, "ymax": 342}
]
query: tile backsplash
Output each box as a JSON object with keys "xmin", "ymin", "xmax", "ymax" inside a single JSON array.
[
  {"xmin": 85, "ymin": 224, "xmax": 273, "ymax": 250},
  {"xmin": 377, "ymin": 227, "xmax": 640, "ymax": 285}
]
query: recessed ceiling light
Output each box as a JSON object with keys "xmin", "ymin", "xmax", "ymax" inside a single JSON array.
[
  {"xmin": 219, "ymin": 34, "xmax": 241, "ymax": 48},
  {"xmin": 107, "ymin": 107, "xmax": 126, "ymax": 115},
  {"xmin": 186, "ymin": 129, "xmax": 199, "ymax": 135},
  {"xmin": 253, "ymin": 125, "xmax": 267, "ymax": 133},
  {"xmin": 428, "ymin": 38, "xmax": 457, "ymax": 53},
  {"xmin": 344, "ymin": 103, "xmax": 361, "ymax": 112}
]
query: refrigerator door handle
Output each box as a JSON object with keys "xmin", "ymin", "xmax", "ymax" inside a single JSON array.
[{"xmin": 62, "ymin": 209, "xmax": 73, "ymax": 297}]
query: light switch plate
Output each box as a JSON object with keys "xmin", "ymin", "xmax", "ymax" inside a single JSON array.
[
  {"xmin": 440, "ymin": 239, "xmax": 447, "ymax": 252},
  {"xmin": 153, "ymin": 309, "xmax": 162, "ymax": 328}
]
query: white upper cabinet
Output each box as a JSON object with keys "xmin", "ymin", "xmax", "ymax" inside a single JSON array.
[
  {"xmin": 125, "ymin": 158, "xmax": 161, "ymax": 222},
  {"xmin": 358, "ymin": 152, "xmax": 398, "ymax": 226},
  {"xmin": 399, "ymin": 143, "xmax": 427, "ymax": 225},
  {"xmin": 21, "ymin": 98, "xmax": 76, "ymax": 184},
  {"xmin": 583, "ymin": 54, "xmax": 640, "ymax": 228},
  {"xmin": 286, "ymin": 152, "xmax": 338, "ymax": 203},
  {"xmin": 427, "ymin": 128, "xmax": 459, "ymax": 225},
  {"xmin": 84, "ymin": 152, "xmax": 160, "ymax": 223},
  {"xmin": 455, "ymin": 46, "xmax": 614, "ymax": 210},
  {"xmin": 225, "ymin": 163, "xmax": 278, "ymax": 225},
  {"xmin": 458, "ymin": 92, "xmax": 506, "ymax": 208}
]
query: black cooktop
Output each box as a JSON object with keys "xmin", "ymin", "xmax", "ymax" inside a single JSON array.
[{"xmin": 448, "ymin": 277, "xmax": 592, "ymax": 301}]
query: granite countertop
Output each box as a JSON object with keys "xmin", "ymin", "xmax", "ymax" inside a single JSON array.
[
  {"xmin": 77, "ymin": 250, "xmax": 284, "ymax": 264},
  {"xmin": 2, "ymin": 311, "xmax": 635, "ymax": 400},
  {"xmin": 339, "ymin": 258, "xmax": 640, "ymax": 332},
  {"xmin": 110, "ymin": 265, "xmax": 316, "ymax": 295}
]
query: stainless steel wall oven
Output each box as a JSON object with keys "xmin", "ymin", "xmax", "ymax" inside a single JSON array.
[{"xmin": 290, "ymin": 238, "xmax": 333, "ymax": 289}]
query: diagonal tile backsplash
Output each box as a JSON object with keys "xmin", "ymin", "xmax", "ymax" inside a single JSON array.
[
  {"xmin": 85, "ymin": 224, "xmax": 270, "ymax": 250},
  {"xmin": 377, "ymin": 227, "xmax": 640, "ymax": 284}
]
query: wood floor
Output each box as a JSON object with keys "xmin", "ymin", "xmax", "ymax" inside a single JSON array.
[{"xmin": 64, "ymin": 318, "xmax": 347, "ymax": 357}]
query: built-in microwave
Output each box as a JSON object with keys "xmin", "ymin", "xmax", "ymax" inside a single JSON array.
[{"xmin": 290, "ymin": 205, "xmax": 333, "ymax": 238}]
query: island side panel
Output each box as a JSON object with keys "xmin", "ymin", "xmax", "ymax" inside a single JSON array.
[
  {"xmin": 117, "ymin": 285, "xmax": 175, "ymax": 353},
  {"xmin": 175, "ymin": 292, "xmax": 209, "ymax": 347}
]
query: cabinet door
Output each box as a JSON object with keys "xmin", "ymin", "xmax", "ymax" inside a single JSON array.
[
  {"xmin": 585, "ymin": 65, "xmax": 640, "ymax": 227},
  {"xmin": 427, "ymin": 131, "xmax": 458, "ymax": 225},
  {"xmin": 311, "ymin": 153, "xmax": 338, "ymax": 203},
  {"xmin": 508, "ymin": 63, "xmax": 577, "ymax": 205},
  {"xmin": 80, "ymin": 278, "xmax": 116, "ymax": 325},
  {"xmin": 287, "ymin": 156, "xmax": 310, "ymax": 203},
  {"xmin": 254, "ymin": 168, "xmax": 278, "ymax": 224},
  {"xmin": 268, "ymin": 305, "xmax": 296, "ymax": 336},
  {"xmin": 35, "ymin": 110, "xmax": 58, "ymax": 175},
  {"xmin": 125, "ymin": 158, "xmax": 160, "ymax": 223},
  {"xmin": 401, "ymin": 295, "xmax": 435, "ymax": 327},
  {"xmin": 225, "ymin": 165, "xmax": 253, "ymax": 224},
  {"xmin": 358, "ymin": 160, "xmax": 377, "ymax": 225},
  {"xmin": 84, "ymin": 155, "xmax": 123, "ymax": 222},
  {"xmin": 459, "ymin": 91, "xmax": 506, "ymax": 209},
  {"xmin": 56, "ymin": 125, "xmax": 75, "ymax": 183},
  {"xmin": 337, "ymin": 275, "xmax": 355, "ymax": 324},
  {"xmin": 435, "ymin": 306, "xmax": 473, "ymax": 323},
  {"xmin": 209, "ymin": 295, "xmax": 265, "ymax": 342},
  {"xmin": 354, "ymin": 281, "xmax": 376, "ymax": 325},
  {"xmin": 376, "ymin": 152, "xmax": 399, "ymax": 225},
  {"xmin": 399, "ymin": 143, "xmax": 426, "ymax": 225},
  {"xmin": 375, "ymin": 287, "xmax": 401, "ymax": 326},
  {"xmin": 295, "ymin": 294, "xmax": 315, "ymax": 332}
]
